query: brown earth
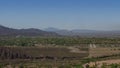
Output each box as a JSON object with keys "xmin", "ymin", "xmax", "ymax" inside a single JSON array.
[{"xmin": 83, "ymin": 59, "xmax": 120, "ymax": 68}]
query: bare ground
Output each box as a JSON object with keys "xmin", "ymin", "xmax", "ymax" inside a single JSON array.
[
  {"xmin": 68, "ymin": 47, "xmax": 88, "ymax": 53},
  {"xmin": 83, "ymin": 59, "xmax": 120, "ymax": 68}
]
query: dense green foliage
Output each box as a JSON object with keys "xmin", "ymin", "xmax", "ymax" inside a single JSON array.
[{"xmin": 0, "ymin": 37, "xmax": 120, "ymax": 46}]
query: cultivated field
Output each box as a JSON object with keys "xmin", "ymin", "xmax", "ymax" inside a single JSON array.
[
  {"xmin": 89, "ymin": 47, "xmax": 120, "ymax": 57},
  {"xmin": 0, "ymin": 37, "xmax": 120, "ymax": 68}
]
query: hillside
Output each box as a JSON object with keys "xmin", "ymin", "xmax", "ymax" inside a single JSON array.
[{"xmin": 0, "ymin": 25, "xmax": 59, "ymax": 37}]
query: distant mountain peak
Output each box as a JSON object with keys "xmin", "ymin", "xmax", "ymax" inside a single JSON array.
[
  {"xmin": 0, "ymin": 25, "xmax": 59, "ymax": 37},
  {"xmin": 0, "ymin": 25, "xmax": 8, "ymax": 29},
  {"xmin": 44, "ymin": 27, "xmax": 60, "ymax": 32},
  {"xmin": 43, "ymin": 27, "xmax": 120, "ymax": 37}
]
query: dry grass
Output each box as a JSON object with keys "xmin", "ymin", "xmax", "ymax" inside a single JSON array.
[{"xmin": 89, "ymin": 47, "xmax": 120, "ymax": 57}]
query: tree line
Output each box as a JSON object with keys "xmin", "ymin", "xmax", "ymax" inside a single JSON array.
[{"xmin": 0, "ymin": 37, "xmax": 120, "ymax": 46}]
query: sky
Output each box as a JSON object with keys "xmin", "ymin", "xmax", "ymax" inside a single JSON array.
[{"xmin": 0, "ymin": 0, "xmax": 120, "ymax": 30}]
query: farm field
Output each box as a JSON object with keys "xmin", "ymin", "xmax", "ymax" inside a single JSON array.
[
  {"xmin": 0, "ymin": 45, "xmax": 88, "ymax": 68},
  {"xmin": 0, "ymin": 37, "xmax": 120, "ymax": 68},
  {"xmin": 1, "ymin": 46, "xmax": 120, "ymax": 68},
  {"xmin": 89, "ymin": 47, "xmax": 120, "ymax": 57}
]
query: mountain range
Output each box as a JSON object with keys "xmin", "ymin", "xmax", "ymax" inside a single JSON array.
[
  {"xmin": 0, "ymin": 25, "xmax": 58, "ymax": 37},
  {"xmin": 0, "ymin": 25, "xmax": 120, "ymax": 37},
  {"xmin": 44, "ymin": 27, "xmax": 120, "ymax": 37}
]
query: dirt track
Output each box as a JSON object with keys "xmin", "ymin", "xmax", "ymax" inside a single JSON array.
[
  {"xmin": 68, "ymin": 47, "xmax": 87, "ymax": 53},
  {"xmin": 83, "ymin": 59, "xmax": 120, "ymax": 68}
]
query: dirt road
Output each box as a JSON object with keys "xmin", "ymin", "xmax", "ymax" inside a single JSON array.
[
  {"xmin": 68, "ymin": 47, "xmax": 87, "ymax": 53},
  {"xmin": 83, "ymin": 59, "xmax": 120, "ymax": 68}
]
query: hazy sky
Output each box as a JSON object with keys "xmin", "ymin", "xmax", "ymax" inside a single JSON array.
[{"xmin": 0, "ymin": 0, "xmax": 120, "ymax": 30}]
